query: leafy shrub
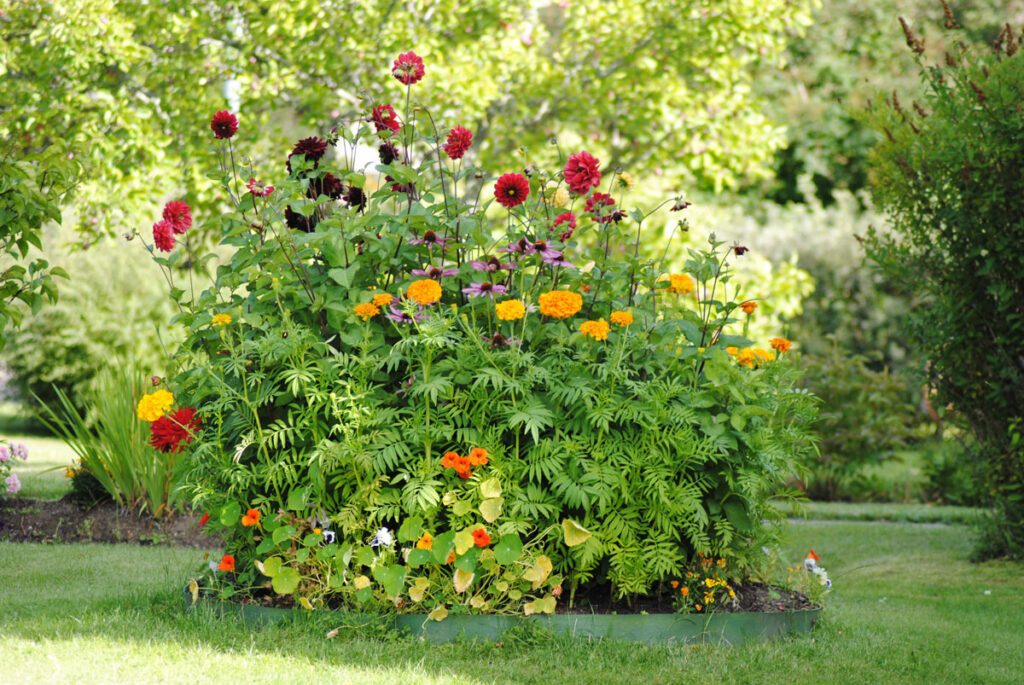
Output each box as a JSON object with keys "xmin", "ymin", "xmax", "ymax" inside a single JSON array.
[
  {"xmin": 37, "ymin": 363, "xmax": 181, "ymax": 516},
  {"xmin": 2, "ymin": 236, "xmax": 176, "ymax": 411},
  {"xmin": 866, "ymin": 12, "xmax": 1024, "ymax": 558},
  {"xmin": 918, "ymin": 437, "xmax": 986, "ymax": 507},
  {"xmin": 150, "ymin": 54, "xmax": 817, "ymax": 615}
]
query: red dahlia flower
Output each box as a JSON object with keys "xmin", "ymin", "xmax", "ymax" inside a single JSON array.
[
  {"xmin": 372, "ymin": 104, "xmax": 400, "ymax": 133},
  {"xmin": 494, "ymin": 173, "xmax": 530, "ymax": 208},
  {"xmin": 149, "ymin": 407, "xmax": 200, "ymax": 453},
  {"xmin": 152, "ymin": 220, "xmax": 176, "ymax": 252},
  {"xmin": 287, "ymin": 136, "xmax": 329, "ymax": 173},
  {"xmin": 443, "ymin": 126, "xmax": 473, "ymax": 160},
  {"xmin": 585, "ymin": 192, "xmax": 616, "ymax": 223},
  {"xmin": 392, "ymin": 51, "xmax": 425, "ymax": 85},
  {"xmin": 162, "ymin": 200, "xmax": 192, "ymax": 234},
  {"xmin": 552, "ymin": 212, "xmax": 577, "ymax": 240},
  {"xmin": 210, "ymin": 111, "xmax": 238, "ymax": 139},
  {"xmin": 564, "ymin": 151, "xmax": 602, "ymax": 194},
  {"xmin": 246, "ymin": 178, "xmax": 274, "ymax": 197}
]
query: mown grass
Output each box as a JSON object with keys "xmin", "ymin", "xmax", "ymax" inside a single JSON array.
[
  {"xmin": 782, "ymin": 500, "xmax": 987, "ymax": 525},
  {"xmin": 1, "ymin": 520, "xmax": 1021, "ymax": 684}
]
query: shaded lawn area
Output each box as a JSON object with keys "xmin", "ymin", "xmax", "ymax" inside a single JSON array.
[
  {"xmin": 1, "ymin": 520, "xmax": 1022, "ymax": 684},
  {"xmin": 781, "ymin": 500, "xmax": 987, "ymax": 525},
  {"xmin": 3, "ymin": 434, "xmax": 74, "ymax": 500}
]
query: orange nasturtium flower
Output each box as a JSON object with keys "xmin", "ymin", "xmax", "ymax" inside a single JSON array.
[
  {"xmin": 416, "ymin": 532, "xmax": 434, "ymax": 550},
  {"xmin": 406, "ymin": 278, "xmax": 442, "ymax": 305},
  {"xmin": 740, "ymin": 300, "xmax": 758, "ymax": 314},
  {"xmin": 770, "ymin": 337, "xmax": 793, "ymax": 353},
  {"xmin": 681, "ymin": 586, "xmax": 690, "ymax": 597},
  {"xmin": 372, "ymin": 292, "xmax": 394, "ymax": 307},
  {"xmin": 354, "ymin": 302, "xmax": 380, "ymax": 321},
  {"xmin": 579, "ymin": 319, "xmax": 610, "ymax": 341},
  {"xmin": 218, "ymin": 554, "xmax": 236, "ymax": 572},
  {"xmin": 538, "ymin": 290, "xmax": 583, "ymax": 319},
  {"xmin": 241, "ymin": 508, "xmax": 261, "ymax": 527},
  {"xmin": 471, "ymin": 527, "xmax": 492, "ymax": 548},
  {"xmin": 609, "ymin": 310, "xmax": 633, "ymax": 327},
  {"xmin": 446, "ymin": 551, "xmax": 456, "ymax": 564},
  {"xmin": 467, "ymin": 447, "xmax": 489, "ymax": 466}
]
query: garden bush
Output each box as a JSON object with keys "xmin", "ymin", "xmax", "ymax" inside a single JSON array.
[
  {"xmin": 145, "ymin": 54, "xmax": 818, "ymax": 615},
  {"xmin": 867, "ymin": 10, "xmax": 1024, "ymax": 558}
]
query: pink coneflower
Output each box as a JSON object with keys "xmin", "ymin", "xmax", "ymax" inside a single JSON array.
[
  {"xmin": 210, "ymin": 111, "xmax": 238, "ymax": 139},
  {"xmin": 470, "ymin": 256, "xmax": 516, "ymax": 272},
  {"xmin": 494, "ymin": 173, "xmax": 530, "ymax": 208},
  {"xmin": 564, "ymin": 151, "xmax": 601, "ymax": 194},
  {"xmin": 162, "ymin": 201, "xmax": 192, "ymax": 234},
  {"xmin": 500, "ymin": 238, "xmax": 532, "ymax": 255},
  {"xmin": 392, "ymin": 51, "xmax": 425, "ymax": 85},
  {"xmin": 246, "ymin": 178, "xmax": 274, "ymax": 197},
  {"xmin": 411, "ymin": 264, "xmax": 459, "ymax": 279},
  {"xmin": 152, "ymin": 220, "xmax": 176, "ymax": 252},
  {"xmin": 462, "ymin": 282, "xmax": 508, "ymax": 299},
  {"xmin": 409, "ymin": 230, "xmax": 450, "ymax": 248},
  {"xmin": 542, "ymin": 251, "xmax": 574, "ymax": 268},
  {"xmin": 386, "ymin": 303, "xmax": 428, "ymax": 324},
  {"xmin": 443, "ymin": 126, "xmax": 473, "ymax": 160},
  {"xmin": 527, "ymin": 239, "xmax": 561, "ymax": 260},
  {"xmin": 372, "ymin": 104, "xmax": 401, "ymax": 133}
]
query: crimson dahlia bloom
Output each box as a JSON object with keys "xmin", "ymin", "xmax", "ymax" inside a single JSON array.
[
  {"xmin": 494, "ymin": 173, "xmax": 530, "ymax": 208},
  {"xmin": 152, "ymin": 220, "xmax": 176, "ymax": 252},
  {"xmin": 392, "ymin": 51, "xmax": 425, "ymax": 85},
  {"xmin": 552, "ymin": 212, "xmax": 577, "ymax": 241},
  {"xmin": 149, "ymin": 407, "xmax": 200, "ymax": 453},
  {"xmin": 162, "ymin": 200, "xmax": 192, "ymax": 234},
  {"xmin": 210, "ymin": 111, "xmax": 238, "ymax": 139},
  {"xmin": 585, "ymin": 192, "xmax": 616, "ymax": 223},
  {"xmin": 443, "ymin": 126, "xmax": 473, "ymax": 160},
  {"xmin": 564, "ymin": 151, "xmax": 602, "ymax": 194},
  {"xmin": 287, "ymin": 136, "xmax": 329, "ymax": 173},
  {"xmin": 372, "ymin": 104, "xmax": 400, "ymax": 133}
]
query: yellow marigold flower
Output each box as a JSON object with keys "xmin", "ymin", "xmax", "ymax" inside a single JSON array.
[
  {"xmin": 548, "ymin": 187, "xmax": 569, "ymax": 208},
  {"xmin": 729, "ymin": 590, "xmax": 736, "ymax": 598},
  {"xmin": 136, "ymin": 389, "xmax": 174, "ymax": 422},
  {"xmin": 579, "ymin": 319, "xmax": 610, "ymax": 341},
  {"xmin": 406, "ymin": 278, "xmax": 442, "ymax": 306},
  {"xmin": 754, "ymin": 348, "xmax": 776, "ymax": 364},
  {"xmin": 740, "ymin": 300, "xmax": 758, "ymax": 314},
  {"xmin": 372, "ymin": 293, "xmax": 394, "ymax": 307},
  {"xmin": 538, "ymin": 290, "xmax": 583, "ymax": 319},
  {"xmin": 665, "ymin": 274, "xmax": 695, "ymax": 295},
  {"xmin": 416, "ymin": 532, "xmax": 434, "ymax": 550},
  {"xmin": 725, "ymin": 346, "xmax": 739, "ymax": 357},
  {"xmin": 717, "ymin": 558, "xmax": 726, "ymax": 568},
  {"xmin": 212, "ymin": 313, "xmax": 232, "ymax": 326},
  {"xmin": 770, "ymin": 337, "xmax": 793, "ymax": 353},
  {"xmin": 609, "ymin": 309, "xmax": 633, "ymax": 327},
  {"xmin": 704, "ymin": 593, "xmax": 715, "ymax": 604},
  {"xmin": 353, "ymin": 302, "xmax": 380, "ymax": 321},
  {"xmin": 495, "ymin": 299, "xmax": 526, "ymax": 321},
  {"xmin": 705, "ymin": 578, "xmax": 716, "ymax": 588},
  {"xmin": 736, "ymin": 348, "xmax": 759, "ymax": 368},
  {"xmin": 616, "ymin": 172, "xmax": 635, "ymax": 190}
]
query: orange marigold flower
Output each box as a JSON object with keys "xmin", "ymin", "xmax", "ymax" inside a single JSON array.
[
  {"xmin": 241, "ymin": 508, "xmax": 261, "ymax": 527},
  {"xmin": 740, "ymin": 300, "xmax": 758, "ymax": 314},
  {"xmin": 670, "ymin": 580, "xmax": 680, "ymax": 589},
  {"xmin": 579, "ymin": 319, "xmax": 610, "ymax": 341},
  {"xmin": 354, "ymin": 302, "xmax": 380, "ymax": 321},
  {"xmin": 406, "ymin": 278, "xmax": 442, "ymax": 305},
  {"xmin": 717, "ymin": 558, "xmax": 726, "ymax": 568},
  {"xmin": 725, "ymin": 346, "xmax": 739, "ymax": 357},
  {"xmin": 372, "ymin": 293, "xmax": 394, "ymax": 307},
  {"xmin": 495, "ymin": 299, "xmax": 526, "ymax": 321},
  {"xmin": 694, "ymin": 603, "xmax": 702, "ymax": 612},
  {"xmin": 217, "ymin": 554, "xmax": 236, "ymax": 572},
  {"xmin": 471, "ymin": 527, "xmax": 491, "ymax": 548},
  {"xmin": 770, "ymin": 337, "xmax": 793, "ymax": 353},
  {"xmin": 665, "ymin": 274, "xmax": 695, "ymax": 295},
  {"xmin": 538, "ymin": 290, "xmax": 583, "ymax": 319},
  {"xmin": 609, "ymin": 309, "xmax": 633, "ymax": 327},
  {"xmin": 416, "ymin": 532, "xmax": 434, "ymax": 550},
  {"xmin": 440, "ymin": 451, "xmax": 460, "ymax": 469},
  {"xmin": 467, "ymin": 447, "xmax": 489, "ymax": 466},
  {"xmin": 736, "ymin": 348, "xmax": 759, "ymax": 368},
  {"xmin": 754, "ymin": 348, "xmax": 776, "ymax": 364}
]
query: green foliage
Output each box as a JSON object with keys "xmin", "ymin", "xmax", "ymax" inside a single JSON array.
[
  {"xmin": 155, "ymin": 73, "xmax": 817, "ymax": 614},
  {"xmin": 0, "ymin": 0, "xmax": 815, "ymax": 241},
  {"xmin": 35, "ymin": 363, "xmax": 181, "ymax": 516},
  {"xmin": 1, "ymin": 237, "xmax": 177, "ymax": 410},
  {"xmin": 866, "ymin": 13, "xmax": 1024, "ymax": 558},
  {"xmin": 0, "ymin": 149, "xmax": 77, "ymax": 344}
]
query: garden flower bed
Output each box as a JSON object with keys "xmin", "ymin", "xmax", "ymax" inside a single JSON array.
[{"xmin": 134, "ymin": 50, "xmax": 824, "ymax": 632}]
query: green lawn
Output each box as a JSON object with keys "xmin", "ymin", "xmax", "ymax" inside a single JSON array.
[
  {"xmin": 782, "ymin": 500, "xmax": 987, "ymax": 525},
  {"xmin": 1, "ymin": 520, "xmax": 1021, "ymax": 684},
  {"xmin": 3, "ymin": 433, "xmax": 74, "ymax": 500}
]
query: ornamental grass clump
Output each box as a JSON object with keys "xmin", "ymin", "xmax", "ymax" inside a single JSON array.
[{"xmin": 147, "ymin": 51, "xmax": 817, "ymax": 616}]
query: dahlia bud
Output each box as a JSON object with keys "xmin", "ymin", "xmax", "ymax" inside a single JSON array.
[
  {"xmin": 670, "ymin": 199, "xmax": 692, "ymax": 212},
  {"xmin": 151, "ymin": 376, "xmax": 162, "ymax": 386},
  {"xmin": 734, "ymin": 245, "xmax": 749, "ymax": 256},
  {"xmin": 552, "ymin": 585, "xmax": 563, "ymax": 597}
]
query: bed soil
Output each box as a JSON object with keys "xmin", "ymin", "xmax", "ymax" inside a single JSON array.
[{"xmin": 0, "ymin": 496, "xmax": 219, "ymax": 548}]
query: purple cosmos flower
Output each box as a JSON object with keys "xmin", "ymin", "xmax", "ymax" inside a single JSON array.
[
  {"xmin": 542, "ymin": 251, "xmax": 574, "ymax": 268},
  {"xmin": 411, "ymin": 265, "xmax": 459, "ymax": 280},
  {"xmin": 409, "ymin": 230, "xmax": 451, "ymax": 248},
  {"xmin": 500, "ymin": 238, "xmax": 532, "ymax": 254},
  {"xmin": 527, "ymin": 239, "xmax": 561, "ymax": 260},
  {"xmin": 386, "ymin": 303, "xmax": 428, "ymax": 324},
  {"xmin": 470, "ymin": 256, "xmax": 516, "ymax": 272},
  {"xmin": 462, "ymin": 282, "xmax": 508, "ymax": 299},
  {"xmin": 5, "ymin": 473, "xmax": 20, "ymax": 494}
]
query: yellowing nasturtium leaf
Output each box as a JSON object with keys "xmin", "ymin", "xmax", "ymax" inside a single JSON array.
[
  {"xmin": 479, "ymin": 477, "xmax": 502, "ymax": 499},
  {"xmin": 523, "ymin": 596, "xmax": 557, "ymax": 615},
  {"xmin": 453, "ymin": 568, "xmax": 475, "ymax": 593},
  {"xmin": 469, "ymin": 595, "xmax": 487, "ymax": 609},
  {"xmin": 261, "ymin": 556, "xmax": 283, "ymax": 577},
  {"xmin": 409, "ymin": 577, "xmax": 431, "ymax": 602},
  {"xmin": 479, "ymin": 496, "xmax": 503, "ymax": 522},
  {"xmin": 561, "ymin": 519, "xmax": 592, "ymax": 547},
  {"xmin": 495, "ymin": 580, "xmax": 510, "ymax": 593},
  {"xmin": 187, "ymin": 579, "xmax": 199, "ymax": 606},
  {"xmin": 428, "ymin": 605, "xmax": 448, "ymax": 622},
  {"xmin": 452, "ymin": 499, "xmax": 473, "ymax": 516},
  {"xmin": 299, "ymin": 596, "xmax": 314, "ymax": 611},
  {"xmin": 454, "ymin": 529, "xmax": 476, "ymax": 555},
  {"xmin": 522, "ymin": 555, "xmax": 553, "ymax": 589},
  {"xmin": 353, "ymin": 575, "xmax": 371, "ymax": 590},
  {"xmin": 442, "ymin": 491, "xmax": 458, "ymax": 506}
]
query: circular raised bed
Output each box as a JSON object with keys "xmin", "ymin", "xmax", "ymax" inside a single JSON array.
[{"xmin": 184, "ymin": 589, "xmax": 819, "ymax": 645}]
